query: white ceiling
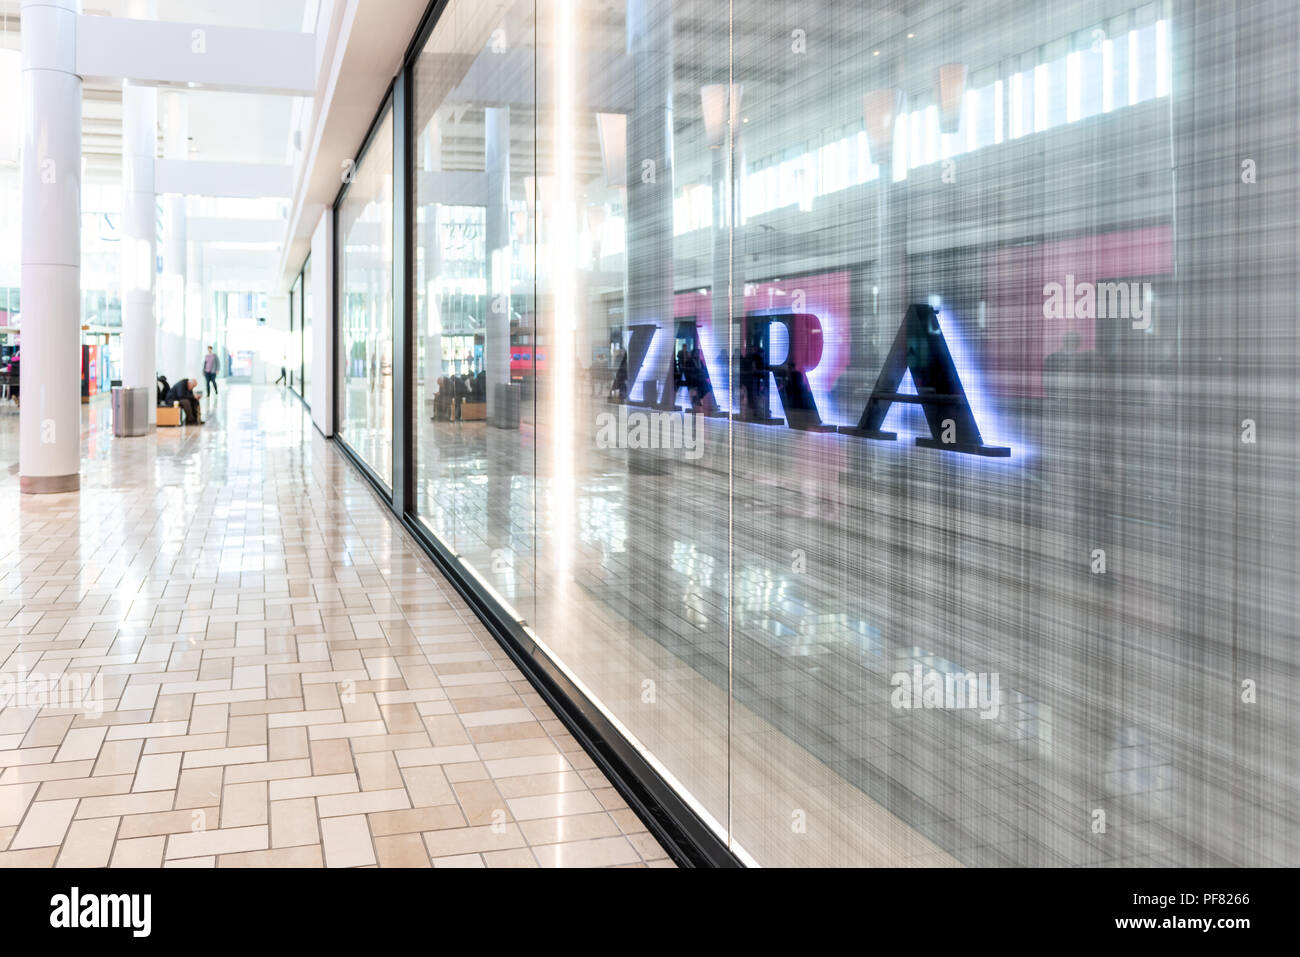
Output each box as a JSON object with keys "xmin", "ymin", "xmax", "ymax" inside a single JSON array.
[{"xmin": 1, "ymin": 0, "xmax": 312, "ymax": 182}]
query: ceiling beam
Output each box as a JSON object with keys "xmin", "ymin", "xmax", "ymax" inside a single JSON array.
[{"xmin": 77, "ymin": 15, "xmax": 314, "ymax": 96}]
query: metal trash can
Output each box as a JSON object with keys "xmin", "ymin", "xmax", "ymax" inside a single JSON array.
[
  {"xmin": 492, "ymin": 382, "xmax": 521, "ymax": 430},
  {"xmin": 112, "ymin": 386, "xmax": 151, "ymax": 437}
]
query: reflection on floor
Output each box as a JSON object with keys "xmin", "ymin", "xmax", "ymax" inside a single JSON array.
[
  {"xmin": 411, "ymin": 375, "xmax": 1298, "ymax": 868},
  {"xmin": 0, "ymin": 386, "xmax": 669, "ymax": 868},
  {"xmin": 414, "ymin": 388, "xmax": 965, "ymax": 867}
]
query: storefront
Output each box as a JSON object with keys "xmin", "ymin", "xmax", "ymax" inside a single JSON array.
[{"xmin": 327, "ymin": 0, "xmax": 1298, "ymax": 869}]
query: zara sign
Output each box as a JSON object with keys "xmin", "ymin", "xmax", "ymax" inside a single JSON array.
[{"xmin": 620, "ymin": 304, "xmax": 1009, "ymax": 457}]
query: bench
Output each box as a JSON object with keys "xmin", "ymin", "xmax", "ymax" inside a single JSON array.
[{"xmin": 157, "ymin": 405, "xmax": 182, "ymax": 427}]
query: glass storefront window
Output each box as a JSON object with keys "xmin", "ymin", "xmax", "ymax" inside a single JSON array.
[
  {"xmin": 347, "ymin": 0, "xmax": 1295, "ymax": 869},
  {"xmin": 338, "ymin": 108, "xmax": 395, "ymax": 487},
  {"xmin": 302, "ymin": 256, "xmax": 312, "ymax": 407},
  {"xmin": 290, "ymin": 272, "xmax": 303, "ymax": 396}
]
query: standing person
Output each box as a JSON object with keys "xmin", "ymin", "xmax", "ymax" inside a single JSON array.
[{"xmin": 202, "ymin": 346, "xmax": 219, "ymax": 396}]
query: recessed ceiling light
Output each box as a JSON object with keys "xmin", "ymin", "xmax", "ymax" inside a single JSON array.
[
  {"xmin": 873, "ymin": 50, "xmax": 880, "ymax": 56},
  {"xmin": 908, "ymin": 33, "xmax": 915, "ymax": 38}
]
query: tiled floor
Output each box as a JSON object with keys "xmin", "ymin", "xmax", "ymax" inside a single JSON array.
[{"xmin": 0, "ymin": 386, "xmax": 671, "ymax": 868}]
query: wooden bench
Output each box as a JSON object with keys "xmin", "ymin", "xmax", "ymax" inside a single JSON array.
[
  {"xmin": 157, "ymin": 405, "xmax": 182, "ymax": 427},
  {"xmin": 461, "ymin": 401, "xmax": 487, "ymax": 421}
]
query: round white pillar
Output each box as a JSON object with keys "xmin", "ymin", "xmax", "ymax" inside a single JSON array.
[
  {"xmin": 19, "ymin": 0, "xmax": 82, "ymax": 494},
  {"xmin": 484, "ymin": 106, "xmax": 511, "ymax": 422},
  {"xmin": 120, "ymin": 78, "xmax": 158, "ymax": 402},
  {"xmin": 160, "ymin": 89, "xmax": 189, "ymax": 381}
]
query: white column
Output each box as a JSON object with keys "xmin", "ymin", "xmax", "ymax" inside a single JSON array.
[
  {"xmin": 120, "ymin": 78, "xmax": 158, "ymax": 403},
  {"xmin": 159, "ymin": 90, "xmax": 189, "ymax": 381},
  {"xmin": 310, "ymin": 210, "xmax": 334, "ymax": 436},
  {"xmin": 19, "ymin": 0, "xmax": 82, "ymax": 494},
  {"xmin": 484, "ymin": 106, "xmax": 511, "ymax": 423},
  {"xmin": 186, "ymin": 240, "xmax": 205, "ymax": 370},
  {"xmin": 420, "ymin": 123, "xmax": 442, "ymax": 417}
]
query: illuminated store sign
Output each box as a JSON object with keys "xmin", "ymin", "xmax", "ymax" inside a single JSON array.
[{"xmin": 622, "ymin": 303, "xmax": 1009, "ymax": 457}]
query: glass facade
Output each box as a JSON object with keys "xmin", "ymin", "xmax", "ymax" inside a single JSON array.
[
  {"xmin": 338, "ymin": 0, "xmax": 1300, "ymax": 867},
  {"xmin": 302, "ymin": 256, "xmax": 312, "ymax": 407},
  {"xmin": 338, "ymin": 107, "xmax": 396, "ymax": 487},
  {"xmin": 290, "ymin": 271, "xmax": 303, "ymax": 396}
]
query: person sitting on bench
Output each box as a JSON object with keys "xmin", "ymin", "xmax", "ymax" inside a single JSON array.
[{"xmin": 165, "ymin": 377, "xmax": 203, "ymax": 425}]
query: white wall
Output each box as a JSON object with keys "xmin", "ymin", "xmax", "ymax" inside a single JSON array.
[{"xmin": 309, "ymin": 208, "xmax": 333, "ymax": 436}]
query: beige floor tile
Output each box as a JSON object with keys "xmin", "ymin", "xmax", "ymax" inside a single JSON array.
[
  {"xmin": 10, "ymin": 799, "xmax": 78, "ymax": 849},
  {"xmin": 320, "ymin": 814, "xmax": 376, "ymax": 868},
  {"xmin": 174, "ymin": 767, "xmax": 223, "ymax": 809},
  {"xmin": 367, "ymin": 804, "xmax": 465, "ymax": 837},
  {"xmin": 483, "ymin": 847, "xmax": 539, "ymax": 868},
  {"xmin": 483, "ymin": 754, "xmax": 571, "ymax": 779},
  {"xmin": 188, "ymin": 704, "xmax": 229, "ymax": 735},
  {"xmin": 221, "ymin": 781, "xmax": 269, "ymax": 828},
  {"xmin": 270, "ymin": 798, "xmax": 320, "ymax": 848},
  {"xmin": 38, "ymin": 774, "xmax": 133, "ymax": 801},
  {"xmin": 110, "ymin": 835, "xmax": 166, "ymax": 867},
  {"xmin": 395, "ymin": 745, "xmax": 479, "ymax": 767},
  {"xmin": 495, "ymin": 771, "xmax": 589, "ymax": 799},
  {"xmin": 55, "ymin": 817, "xmax": 120, "ymax": 868},
  {"xmin": 309, "ymin": 738, "xmax": 354, "ymax": 775},
  {"xmin": 374, "ymin": 833, "xmax": 431, "ymax": 868},
  {"xmin": 218, "ymin": 845, "xmax": 324, "ymax": 868},
  {"xmin": 76, "ymin": 790, "xmax": 175, "ymax": 819},
  {"xmin": 118, "ymin": 807, "xmax": 218, "ymax": 839},
  {"xmin": 267, "ymin": 726, "xmax": 309, "ymax": 761},
  {"xmin": 505, "ymin": 791, "xmax": 603, "ymax": 822},
  {"xmin": 317, "ymin": 788, "xmax": 410, "ymax": 818},
  {"xmin": 180, "ymin": 745, "xmax": 267, "ymax": 769},
  {"xmin": 354, "ymin": 751, "xmax": 403, "ymax": 791},
  {"xmin": 133, "ymin": 752, "xmax": 182, "ymax": 793},
  {"xmin": 54, "ymin": 727, "xmax": 108, "ymax": 763},
  {"xmin": 400, "ymin": 765, "xmax": 457, "ymax": 807},
  {"xmin": 166, "ymin": 824, "xmax": 269, "ymax": 859},
  {"xmin": 268, "ymin": 772, "xmax": 358, "ymax": 801},
  {"xmin": 431, "ymin": 853, "xmax": 485, "ymax": 868},
  {"xmin": 530, "ymin": 836, "xmax": 641, "ymax": 868},
  {"xmin": 627, "ymin": 831, "xmax": 668, "ymax": 861},
  {"xmin": 0, "ymin": 846, "xmax": 60, "ymax": 867},
  {"xmin": 452, "ymin": 779, "xmax": 511, "ymax": 827},
  {"xmin": 422, "ymin": 823, "xmax": 527, "ymax": 858},
  {"xmin": 518, "ymin": 812, "xmax": 622, "ymax": 847},
  {"xmin": 0, "ymin": 782, "xmax": 41, "ymax": 827},
  {"xmin": 443, "ymin": 762, "xmax": 489, "ymax": 783},
  {"xmin": 92, "ymin": 739, "xmax": 144, "ymax": 777}
]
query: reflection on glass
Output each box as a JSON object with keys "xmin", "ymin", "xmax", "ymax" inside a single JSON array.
[
  {"xmin": 302, "ymin": 257, "xmax": 312, "ymax": 405},
  {"xmin": 385, "ymin": 0, "xmax": 1295, "ymax": 868},
  {"xmin": 338, "ymin": 109, "xmax": 395, "ymax": 486}
]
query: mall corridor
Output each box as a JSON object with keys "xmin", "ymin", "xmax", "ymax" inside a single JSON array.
[{"xmin": 0, "ymin": 387, "xmax": 669, "ymax": 868}]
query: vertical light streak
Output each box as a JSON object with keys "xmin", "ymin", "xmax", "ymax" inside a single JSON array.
[
  {"xmin": 1102, "ymin": 39, "xmax": 1114, "ymax": 112},
  {"xmin": 550, "ymin": 0, "xmax": 577, "ymax": 597}
]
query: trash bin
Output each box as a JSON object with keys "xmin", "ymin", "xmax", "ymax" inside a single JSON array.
[
  {"xmin": 492, "ymin": 382, "xmax": 521, "ymax": 430},
  {"xmin": 112, "ymin": 386, "xmax": 151, "ymax": 437}
]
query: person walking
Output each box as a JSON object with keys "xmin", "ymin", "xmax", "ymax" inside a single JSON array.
[
  {"xmin": 274, "ymin": 355, "xmax": 288, "ymax": 386},
  {"xmin": 203, "ymin": 346, "xmax": 219, "ymax": 396}
]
